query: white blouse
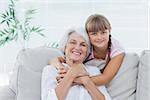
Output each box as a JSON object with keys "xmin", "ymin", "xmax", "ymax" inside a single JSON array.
[{"xmin": 41, "ymin": 64, "xmax": 112, "ymax": 100}]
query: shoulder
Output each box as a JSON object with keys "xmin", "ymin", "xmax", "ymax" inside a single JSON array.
[
  {"xmin": 111, "ymin": 37, "xmax": 123, "ymax": 48},
  {"xmin": 42, "ymin": 65, "xmax": 58, "ymax": 76},
  {"xmin": 110, "ymin": 37, "xmax": 125, "ymax": 58},
  {"xmin": 84, "ymin": 65, "xmax": 101, "ymax": 76}
]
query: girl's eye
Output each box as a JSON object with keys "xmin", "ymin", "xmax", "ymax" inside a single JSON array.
[
  {"xmin": 92, "ymin": 32, "xmax": 97, "ymax": 35},
  {"xmin": 102, "ymin": 31, "xmax": 108, "ymax": 34},
  {"xmin": 102, "ymin": 32, "xmax": 106, "ymax": 34}
]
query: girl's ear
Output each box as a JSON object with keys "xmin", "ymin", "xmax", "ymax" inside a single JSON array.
[{"xmin": 109, "ymin": 29, "xmax": 111, "ymax": 33}]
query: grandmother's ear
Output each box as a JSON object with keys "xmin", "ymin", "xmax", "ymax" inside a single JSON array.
[{"xmin": 64, "ymin": 45, "xmax": 67, "ymax": 54}]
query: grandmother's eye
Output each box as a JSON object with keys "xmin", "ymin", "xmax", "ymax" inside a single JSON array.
[
  {"xmin": 69, "ymin": 41, "xmax": 76, "ymax": 44},
  {"xmin": 81, "ymin": 43, "xmax": 87, "ymax": 47}
]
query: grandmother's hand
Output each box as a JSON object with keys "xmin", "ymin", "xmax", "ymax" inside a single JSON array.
[
  {"xmin": 56, "ymin": 64, "xmax": 89, "ymax": 84},
  {"xmin": 66, "ymin": 59, "xmax": 88, "ymax": 77},
  {"xmin": 56, "ymin": 59, "xmax": 89, "ymax": 84},
  {"xmin": 56, "ymin": 67, "xmax": 89, "ymax": 84},
  {"xmin": 73, "ymin": 75, "xmax": 90, "ymax": 85}
]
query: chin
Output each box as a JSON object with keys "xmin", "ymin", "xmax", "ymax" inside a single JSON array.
[
  {"xmin": 72, "ymin": 58, "xmax": 81, "ymax": 62},
  {"xmin": 95, "ymin": 45, "xmax": 104, "ymax": 48},
  {"xmin": 95, "ymin": 43, "xmax": 106, "ymax": 48},
  {"xmin": 71, "ymin": 58, "xmax": 83, "ymax": 63}
]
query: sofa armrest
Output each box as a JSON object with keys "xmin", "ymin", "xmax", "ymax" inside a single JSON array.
[
  {"xmin": 0, "ymin": 86, "xmax": 16, "ymax": 100},
  {"xmin": 136, "ymin": 50, "xmax": 150, "ymax": 100}
]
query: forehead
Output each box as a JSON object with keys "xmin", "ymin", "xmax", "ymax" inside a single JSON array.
[
  {"xmin": 69, "ymin": 32, "xmax": 86, "ymax": 42},
  {"xmin": 89, "ymin": 29, "xmax": 109, "ymax": 33},
  {"xmin": 87, "ymin": 18, "xmax": 111, "ymax": 32}
]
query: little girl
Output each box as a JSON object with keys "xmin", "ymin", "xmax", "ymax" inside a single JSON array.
[
  {"xmin": 83, "ymin": 14, "xmax": 125, "ymax": 86},
  {"xmin": 50, "ymin": 14, "xmax": 125, "ymax": 87}
]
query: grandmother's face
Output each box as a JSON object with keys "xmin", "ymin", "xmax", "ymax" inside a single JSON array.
[{"xmin": 65, "ymin": 32, "xmax": 88, "ymax": 63}]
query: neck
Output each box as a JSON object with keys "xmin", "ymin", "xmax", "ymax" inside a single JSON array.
[
  {"xmin": 93, "ymin": 44, "xmax": 108, "ymax": 59},
  {"xmin": 93, "ymin": 44, "xmax": 108, "ymax": 54},
  {"xmin": 65, "ymin": 59, "xmax": 83, "ymax": 65}
]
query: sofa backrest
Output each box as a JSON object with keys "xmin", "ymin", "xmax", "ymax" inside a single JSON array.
[
  {"xmin": 136, "ymin": 50, "xmax": 150, "ymax": 100},
  {"xmin": 106, "ymin": 52, "xmax": 139, "ymax": 100},
  {"xmin": 9, "ymin": 47, "xmax": 63, "ymax": 100},
  {"xmin": 9, "ymin": 47, "xmax": 139, "ymax": 100}
]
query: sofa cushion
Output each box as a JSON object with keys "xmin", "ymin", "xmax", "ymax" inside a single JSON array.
[
  {"xmin": 10, "ymin": 47, "xmax": 140, "ymax": 100},
  {"xmin": 0, "ymin": 86, "xmax": 16, "ymax": 100},
  {"xmin": 106, "ymin": 53, "xmax": 139, "ymax": 100},
  {"xmin": 14, "ymin": 47, "xmax": 63, "ymax": 100},
  {"xmin": 136, "ymin": 50, "xmax": 150, "ymax": 100}
]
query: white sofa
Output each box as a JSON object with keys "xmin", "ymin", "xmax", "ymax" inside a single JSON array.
[{"xmin": 0, "ymin": 47, "xmax": 149, "ymax": 100}]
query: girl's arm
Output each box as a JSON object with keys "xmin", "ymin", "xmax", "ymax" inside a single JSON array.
[
  {"xmin": 91, "ymin": 53, "xmax": 125, "ymax": 86},
  {"xmin": 56, "ymin": 53, "xmax": 124, "ymax": 86},
  {"xmin": 77, "ymin": 76, "xmax": 105, "ymax": 100},
  {"xmin": 49, "ymin": 56, "xmax": 65, "ymax": 69}
]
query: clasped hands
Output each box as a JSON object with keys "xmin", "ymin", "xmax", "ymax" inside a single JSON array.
[
  {"xmin": 49, "ymin": 57, "xmax": 90, "ymax": 85},
  {"xmin": 56, "ymin": 63, "xmax": 90, "ymax": 85}
]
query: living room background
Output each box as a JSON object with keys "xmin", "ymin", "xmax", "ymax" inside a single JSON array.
[{"xmin": 0, "ymin": 0, "xmax": 149, "ymax": 86}]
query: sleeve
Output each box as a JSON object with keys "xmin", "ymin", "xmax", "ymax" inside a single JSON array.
[
  {"xmin": 110, "ymin": 38, "xmax": 125, "ymax": 58},
  {"xmin": 41, "ymin": 65, "xmax": 58, "ymax": 100}
]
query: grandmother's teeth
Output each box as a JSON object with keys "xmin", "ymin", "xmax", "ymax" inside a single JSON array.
[{"xmin": 73, "ymin": 52, "xmax": 80, "ymax": 55}]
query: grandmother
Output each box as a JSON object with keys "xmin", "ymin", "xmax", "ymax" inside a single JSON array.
[{"xmin": 41, "ymin": 27, "xmax": 111, "ymax": 100}]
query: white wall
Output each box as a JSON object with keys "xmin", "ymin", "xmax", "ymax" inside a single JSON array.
[{"xmin": 0, "ymin": 0, "xmax": 149, "ymax": 86}]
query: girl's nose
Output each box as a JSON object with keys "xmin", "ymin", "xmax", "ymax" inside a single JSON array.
[{"xmin": 97, "ymin": 33, "xmax": 102, "ymax": 40}]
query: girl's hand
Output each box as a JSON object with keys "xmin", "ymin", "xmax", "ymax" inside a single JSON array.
[
  {"xmin": 56, "ymin": 59, "xmax": 89, "ymax": 84},
  {"xmin": 48, "ymin": 56, "xmax": 65, "ymax": 69},
  {"xmin": 56, "ymin": 67, "xmax": 68, "ymax": 84},
  {"xmin": 56, "ymin": 63, "xmax": 89, "ymax": 84},
  {"xmin": 57, "ymin": 71, "xmax": 89, "ymax": 85}
]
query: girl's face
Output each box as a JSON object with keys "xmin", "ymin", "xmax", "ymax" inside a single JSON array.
[
  {"xmin": 65, "ymin": 32, "xmax": 88, "ymax": 63},
  {"xmin": 88, "ymin": 29, "xmax": 109, "ymax": 49}
]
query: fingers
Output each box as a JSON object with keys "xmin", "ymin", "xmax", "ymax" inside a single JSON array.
[
  {"xmin": 77, "ymin": 72, "xmax": 89, "ymax": 77},
  {"xmin": 56, "ymin": 68, "xmax": 67, "ymax": 84},
  {"xmin": 55, "ymin": 56, "xmax": 65, "ymax": 69},
  {"xmin": 73, "ymin": 78, "xmax": 82, "ymax": 85},
  {"xmin": 49, "ymin": 57, "xmax": 65, "ymax": 70},
  {"xmin": 48, "ymin": 56, "xmax": 65, "ymax": 65},
  {"xmin": 66, "ymin": 58, "xmax": 73, "ymax": 67},
  {"xmin": 58, "ymin": 73, "xmax": 66, "ymax": 78},
  {"xmin": 56, "ymin": 73, "xmax": 66, "ymax": 84},
  {"xmin": 56, "ymin": 77, "xmax": 63, "ymax": 84},
  {"xmin": 56, "ymin": 64, "xmax": 65, "ymax": 70},
  {"xmin": 58, "ymin": 68, "xmax": 67, "ymax": 74},
  {"xmin": 58, "ymin": 56, "xmax": 66, "ymax": 63}
]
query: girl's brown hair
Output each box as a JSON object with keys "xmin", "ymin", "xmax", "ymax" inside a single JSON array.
[
  {"xmin": 85, "ymin": 14, "xmax": 112, "ymax": 73},
  {"xmin": 85, "ymin": 14, "xmax": 111, "ymax": 33}
]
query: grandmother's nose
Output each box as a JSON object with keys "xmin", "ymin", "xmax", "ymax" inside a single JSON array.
[{"xmin": 74, "ymin": 44, "xmax": 81, "ymax": 49}]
